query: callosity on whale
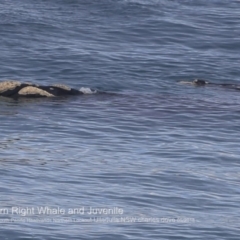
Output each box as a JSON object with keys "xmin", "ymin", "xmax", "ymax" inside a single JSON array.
[
  {"xmin": 0, "ymin": 80, "xmax": 91, "ymax": 98},
  {"xmin": 179, "ymin": 79, "xmax": 209, "ymax": 86}
]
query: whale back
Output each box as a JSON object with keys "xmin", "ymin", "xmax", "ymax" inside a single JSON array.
[{"xmin": 0, "ymin": 81, "xmax": 82, "ymax": 98}]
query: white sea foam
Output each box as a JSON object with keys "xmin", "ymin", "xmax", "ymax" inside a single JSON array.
[{"xmin": 79, "ymin": 87, "xmax": 97, "ymax": 94}]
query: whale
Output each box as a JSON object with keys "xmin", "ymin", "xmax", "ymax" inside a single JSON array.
[
  {"xmin": 180, "ymin": 79, "xmax": 240, "ymax": 90},
  {"xmin": 0, "ymin": 80, "xmax": 96, "ymax": 98}
]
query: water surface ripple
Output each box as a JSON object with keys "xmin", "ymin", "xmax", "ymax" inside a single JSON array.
[{"xmin": 1, "ymin": 0, "xmax": 240, "ymax": 239}]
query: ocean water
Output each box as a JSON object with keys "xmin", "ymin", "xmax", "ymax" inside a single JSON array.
[{"xmin": 1, "ymin": 0, "xmax": 240, "ymax": 239}]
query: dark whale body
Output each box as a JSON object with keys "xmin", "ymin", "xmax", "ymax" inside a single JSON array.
[
  {"xmin": 0, "ymin": 81, "xmax": 95, "ymax": 99},
  {"xmin": 183, "ymin": 79, "xmax": 240, "ymax": 91},
  {"xmin": 37, "ymin": 85, "xmax": 82, "ymax": 96}
]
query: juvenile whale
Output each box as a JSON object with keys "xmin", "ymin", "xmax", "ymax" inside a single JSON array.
[
  {"xmin": 180, "ymin": 79, "xmax": 240, "ymax": 90},
  {"xmin": 0, "ymin": 80, "xmax": 95, "ymax": 98}
]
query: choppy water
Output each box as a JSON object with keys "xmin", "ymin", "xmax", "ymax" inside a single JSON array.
[{"xmin": 1, "ymin": 0, "xmax": 240, "ymax": 239}]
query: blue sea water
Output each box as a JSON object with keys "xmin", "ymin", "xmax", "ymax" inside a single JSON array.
[{"xmin": 1, "ymin": 0, "xmax": 240, "ymax": 239}]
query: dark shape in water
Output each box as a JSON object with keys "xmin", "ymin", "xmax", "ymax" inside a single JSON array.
[
  {"xmin": 0, "ymin": 80, "xmax": 90, "ymax": 98},
  {"xmin": 180, "ymin": 79, "xmax": 240, "ymax": 91}
]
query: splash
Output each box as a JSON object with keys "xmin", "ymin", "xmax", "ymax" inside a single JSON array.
[{"xmin": 79, "ymin": 87, "xmax": 97, "ymax": 94}]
